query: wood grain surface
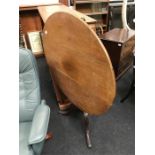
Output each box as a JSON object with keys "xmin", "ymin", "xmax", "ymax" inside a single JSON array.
[
  {"xmin": 101, "ymin": 28, "xmax": 135, "ymax": 43},
  {"xmin": 42, "ymin": 12, "xmax": 116, "ymax": 115},
  {"xmin": 38, "ymin": 5, "xmax": 96, "ymax": 24}
]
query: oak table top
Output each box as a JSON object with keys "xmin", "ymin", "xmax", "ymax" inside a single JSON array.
[{"xmin": 42, "ymin": 11, "xmax": 116, "ymax": 115}]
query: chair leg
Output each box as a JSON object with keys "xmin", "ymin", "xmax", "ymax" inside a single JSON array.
[
  {"xmin": 45, "ymin": 132, "xmax": 53, "ymax": 140},
  {"xmin": 83, "ymin": 112, "xmax": 92, "ymax": 148}
]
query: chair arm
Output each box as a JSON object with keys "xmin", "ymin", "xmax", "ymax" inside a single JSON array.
[{"xmin": 28, "ymin": 100, "xmax": 50, "ymax": 145}]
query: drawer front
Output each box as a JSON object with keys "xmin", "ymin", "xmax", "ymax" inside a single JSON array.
[
  {"xmin": 118, "ymin": 54, "xmax": 133, "ymax": 75},
  {"xmin": 121, "ymin": 36, "xmax": 135, "ymax": 59}
]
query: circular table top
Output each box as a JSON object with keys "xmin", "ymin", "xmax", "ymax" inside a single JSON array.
[{"xmin": 42, "ymin": 12, "xmax": 116, "ymax": 115}]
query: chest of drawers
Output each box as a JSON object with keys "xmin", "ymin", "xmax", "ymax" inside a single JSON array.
[{"xmin": 100, "ymin": 28, "xmax": 135, "ymax": 79}]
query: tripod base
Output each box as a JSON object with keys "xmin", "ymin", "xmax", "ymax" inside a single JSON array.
[{"xmin": 83, "ymin": 112, "xmax": 92, "ymax": 148}]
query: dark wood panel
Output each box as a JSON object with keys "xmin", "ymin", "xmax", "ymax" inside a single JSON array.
[
  {"xmin": 20, "ymin": 10, "xmax": 43, "ymax": 34},
  {"xmin": 101, "ymin": 28, "xmax": 135, "ymax": 78}
]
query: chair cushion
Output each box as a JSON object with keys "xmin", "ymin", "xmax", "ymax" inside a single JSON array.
[
  {"xmin": 19, "ymin": 122, "xmax": 34, "ymax": 155},
  {"xmin": 19, "ymin": 48, "xmax": 41, "ymax": 122}
]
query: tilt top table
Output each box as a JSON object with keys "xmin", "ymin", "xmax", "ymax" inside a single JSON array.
[
  {"xmin": 39, "ymin": 5, "xmax": 116, "ymax": 147},
  {"xmin": 42, "ymin": 11, "xmax": 116, "ymax": 115}
]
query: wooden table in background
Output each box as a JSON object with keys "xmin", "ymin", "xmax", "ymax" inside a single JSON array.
[{"xmin": 38, "ymin": 4, "xmax": 97, "ymax": 33}]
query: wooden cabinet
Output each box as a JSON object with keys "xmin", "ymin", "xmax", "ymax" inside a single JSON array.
[
  {"xmin": 19, "ymin": 4, "xmax": 97, "ymax": 57},
  {"xmin": 74, "ymin": 0, "xmax": 109, "ymax": 37},
  {"xmin": 100, "ymin": 28, "xmax": 135, "ymax": 79},
  {"xmin": 19, "ymin": 4, "xmax": 46, "ymax": 57}
]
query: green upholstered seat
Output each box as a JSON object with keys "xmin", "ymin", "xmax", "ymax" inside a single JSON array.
[{"xmin": 19, "ymin": 48, "xmax": 50, "ymax": 155}]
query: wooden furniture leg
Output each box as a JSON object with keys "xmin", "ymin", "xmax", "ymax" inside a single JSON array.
[
  {"xmin": 49, "ymin": 70, "xmax": 72, "ymax": 113},
  {"xmin": 50, "ymin": 70, "xmax": 92, "ymax": 147},
  {"xmin": 83, "ymin": 112, "xmax": 92, "ymax": 148},
  {"xmin": 45, "ymin": 132, "xmax": 53, "ymax": 140}
]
